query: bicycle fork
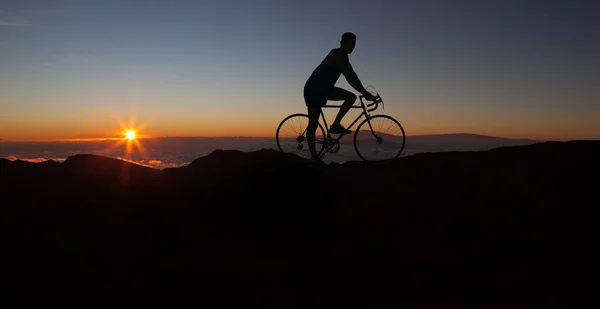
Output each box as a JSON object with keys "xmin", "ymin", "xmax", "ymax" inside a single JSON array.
[{"xmin": 364, "ymin": 117, "xmax": 384, "ymax": 144}]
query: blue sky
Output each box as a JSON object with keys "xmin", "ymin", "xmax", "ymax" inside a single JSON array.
[{"xmin": 1, "ymin": 0, "xmax": 599, "ymax": 140}]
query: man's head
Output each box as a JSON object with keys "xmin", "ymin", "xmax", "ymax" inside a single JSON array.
[{"xmin": 340, "ymin": 32, "xmax": 356, "ymax": 54}]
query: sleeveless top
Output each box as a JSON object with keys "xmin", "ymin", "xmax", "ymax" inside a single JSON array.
[{"xmin": 304, "ymin": 48, "xmax": 350, "ymax": 94}]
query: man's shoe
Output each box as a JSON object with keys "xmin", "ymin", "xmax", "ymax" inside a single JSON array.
[{"xmin": 330, "ymin": 124, "xmax": 351, "ymax": 135}]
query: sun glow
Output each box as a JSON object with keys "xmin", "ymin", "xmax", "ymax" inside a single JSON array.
[
  {"xmin": 103, "ymin": 114, "xmax": 149, "ymax": 160},
  {"xmin": 125, "ymin": 130, "xmax": 136, "ymax": 140},
  {"xmin": 108, "ymin": 127, "xmax": 146, "ymax": 159}
]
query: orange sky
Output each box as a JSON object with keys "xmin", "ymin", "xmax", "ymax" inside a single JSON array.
[{"xmin": 1, "ymin": 104, "xmax": 596, "ymax": 142}]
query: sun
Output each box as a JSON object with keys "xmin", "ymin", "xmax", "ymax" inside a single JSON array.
[
  {"xmin": 104, "ymin": 116, "xmax": 148, "ymax": 159},
  {"xmin": 125, "ymin": 130, "xmax": 136, "ymax": 140}
]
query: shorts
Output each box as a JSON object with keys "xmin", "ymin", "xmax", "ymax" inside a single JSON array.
[{"xmin": 303, "ymin": 85, "xmax": 332, "ymax": 108}]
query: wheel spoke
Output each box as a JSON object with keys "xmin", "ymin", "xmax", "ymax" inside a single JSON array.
[
  {"xmin": 353, "ymin": 115, "xmax": 406, "ymax": 161},
  {"xmin": 276, "ymin": 114, "xmax": 326, "ymax": 159}
]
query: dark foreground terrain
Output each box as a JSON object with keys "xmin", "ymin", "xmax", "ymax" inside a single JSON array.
[{"xmin": 1, "ymin": 140, "xmax": 598, "ymax": 307}]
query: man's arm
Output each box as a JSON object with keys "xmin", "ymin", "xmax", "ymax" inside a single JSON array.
[{"xmin": 334, "ymin": 52, "xmax": 370, "ymax": 96}]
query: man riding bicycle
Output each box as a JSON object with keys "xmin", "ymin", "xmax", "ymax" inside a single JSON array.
[{"xmin": 304, "ymin": 32, "xmax": 375, "ymax": 164}]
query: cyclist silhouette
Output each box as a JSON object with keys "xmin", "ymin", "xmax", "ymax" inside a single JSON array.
[{"xmin": 304, "ymin": 32, "xmax": 374, "ymax": 164}]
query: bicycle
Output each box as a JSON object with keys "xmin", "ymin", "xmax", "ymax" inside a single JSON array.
[{"xmin": 275, "ymin": 86, "xmax": 406, "ymax": 162}]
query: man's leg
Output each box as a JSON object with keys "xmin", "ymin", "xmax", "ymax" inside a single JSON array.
[
  {"xmin": 306, "ymin": 107, "xmax": 321, "ymax": 160},
  {"xmin": 328, "ymin": 87, "xmax": 357, "ymax": 132}
]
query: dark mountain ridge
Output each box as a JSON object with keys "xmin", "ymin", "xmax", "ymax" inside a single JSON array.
[{"xmin": 1, "ymin": 140, "xmax": 598, "ymax": 307}]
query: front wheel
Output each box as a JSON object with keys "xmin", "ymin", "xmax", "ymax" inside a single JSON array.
[
  {"xmin": 276, "ymin": 113, "xmax": 326, "ymax": 159},
  {"xmin": 353, "ymin": 115, "xmax": 406, "ymax": 162}
]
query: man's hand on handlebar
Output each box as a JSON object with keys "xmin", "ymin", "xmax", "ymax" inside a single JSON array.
[{"xmin": 361, "ymin": 92, "xmax": 375, "ymax": 101}]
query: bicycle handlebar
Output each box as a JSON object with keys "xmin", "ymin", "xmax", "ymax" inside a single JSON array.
[{"xmin": 359, "ymin": 94, "xmax": 383, "ymax": 112}]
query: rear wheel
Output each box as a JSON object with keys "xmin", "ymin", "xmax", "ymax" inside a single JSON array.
[
  {"xmin": 353, "ymin": 114, "xmax": 406, "ymax": 161},
  {"xmin": 276, "ymin": 113, "xmax": 326, "ymax": 159}
]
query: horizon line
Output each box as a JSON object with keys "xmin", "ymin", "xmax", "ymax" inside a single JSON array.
[{"xmin": 0, "ymin": 132, "xmax": 582, "ymax": 143}]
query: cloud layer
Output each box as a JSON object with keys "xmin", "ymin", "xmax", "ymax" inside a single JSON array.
[
  {"xmin": 0, "ymin": 11, "xmax": 29, "ymax": 27},
  {"xmin": 1, "ymin": 135, "xmax": 539, "ymax": 169}
]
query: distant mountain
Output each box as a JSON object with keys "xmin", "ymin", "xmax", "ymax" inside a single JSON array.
[
  {"xmin": 407, "ymin": 132, "xmax": 538, "ymax": 143},
  {"xmin": 1, "ymin": 140, "xmax": 598, "ymax": 307},
  {"xmin": 400, "ymin": 132, "xmax": 540, "ymax": 153},
  {"xmin": 338, "ymin": 131, "xmax": 537, "ymax": 148}
]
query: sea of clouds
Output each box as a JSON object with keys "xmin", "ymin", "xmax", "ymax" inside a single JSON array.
[{"xmin": 1, "ymin": 135, "xmax": 539, "ymax": 169}]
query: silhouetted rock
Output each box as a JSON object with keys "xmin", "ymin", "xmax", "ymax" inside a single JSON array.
[{"xmin": 1, "ymin": 140, "xmax": 598, "ymax": 307}]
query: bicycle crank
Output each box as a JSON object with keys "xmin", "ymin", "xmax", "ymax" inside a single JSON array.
[{"xmin": 327, "ymin": 140, "xmax": 340, "ymax": 153}]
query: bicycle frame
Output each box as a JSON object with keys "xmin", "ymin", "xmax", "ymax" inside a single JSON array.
[{"xmin": 318, "ymin": 95, "xmax": 382, "ymax": 145}]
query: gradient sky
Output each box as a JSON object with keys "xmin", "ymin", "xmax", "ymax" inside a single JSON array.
[{"xmin": 1, "ymin": 0, "xmax": 599, "ymax": 141}]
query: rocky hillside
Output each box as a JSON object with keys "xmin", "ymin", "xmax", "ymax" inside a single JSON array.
[{"xmin": 1, "ymin": 140, "xmax": 597, "ymax": 307}]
